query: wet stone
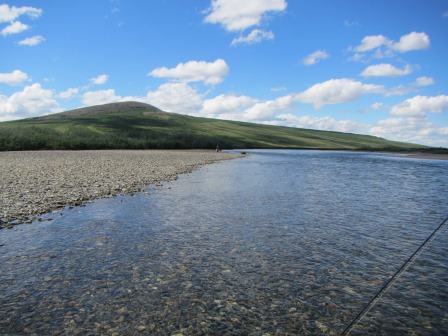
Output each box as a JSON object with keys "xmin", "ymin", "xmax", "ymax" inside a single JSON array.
[
  {"xmin": 0, "ymin": 150, "xmax": 239, "ymax": 229},
  {"xmin": 1, "ymin": 151, "xmax": 447, "ymax": 335}
]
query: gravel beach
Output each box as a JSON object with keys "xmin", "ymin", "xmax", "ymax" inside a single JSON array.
[{"xmin": 0, "ymin": 150, "xmax": 240, "ymax": 228}]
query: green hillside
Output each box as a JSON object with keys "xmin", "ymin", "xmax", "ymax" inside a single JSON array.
[{"xmin": 0, "ymin": 101, "xmax": 430, "ymax": 151}]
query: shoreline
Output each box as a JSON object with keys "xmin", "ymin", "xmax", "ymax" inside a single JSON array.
[
  {"xmin": 382, "ymin": 152, "xmax": 448, "ymax": 161},
  {"xmin": 0, "ymin": 150, "xmax": 241, "ymax": 229}
]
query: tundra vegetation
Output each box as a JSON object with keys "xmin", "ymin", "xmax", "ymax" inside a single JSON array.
[{"xmin": 0, "ymin": 102, "xmax": 443, "ymax": 152}]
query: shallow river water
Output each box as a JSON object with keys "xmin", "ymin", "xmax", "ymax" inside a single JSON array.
[{"xmin": 1, "ymin": 150, "xmax": 447, "ymax": 335}]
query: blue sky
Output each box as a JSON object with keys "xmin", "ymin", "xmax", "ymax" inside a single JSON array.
[{"xmin": 1, "ymin": 0, "xmax": 448, "ymax": 147}]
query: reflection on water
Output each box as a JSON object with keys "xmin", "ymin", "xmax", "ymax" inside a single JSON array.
[{"xmin": 0, "ymin": 150, "xmax": 447, "ymax": 335}]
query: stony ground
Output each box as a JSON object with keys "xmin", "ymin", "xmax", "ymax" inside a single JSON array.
[{"xmin": 0, "ymin": 150, "xmax": 240, "ymax": 228}]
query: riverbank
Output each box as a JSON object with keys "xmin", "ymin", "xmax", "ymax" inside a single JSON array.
[
  {"xmin": 394, "ymin": 153, "xmax": 448, "ymax": 160},
  {"xmin": 0, "ymin": 150, "xmax": 240, "ymax": 229}
]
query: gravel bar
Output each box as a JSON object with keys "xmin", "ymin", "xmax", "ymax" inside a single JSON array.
[{"xmin": 0, "ymin": 150, "xmax": 240, "ymax": 229}]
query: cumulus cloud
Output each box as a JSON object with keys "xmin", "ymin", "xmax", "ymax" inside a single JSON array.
[
  {"xmin": 414, "ymin": 76, "xmax": 434, "ymax": 87},
  {"xmin": 391, "ymin": 32, "xmax": 430, "ymax": 52},
  {"xmin": 200, "ymin": 94, "xmax": 258, "ymax": 118},
  {"xmin": 351, "ymin": 32, "xmax": 430, "ymax": 60},
  {"xmin": 390, "ymin": 95, "xmax": 448, "ymax": 117},
  {"xmin": 0, "ymin": 70, "xmax": 30, "ymax": 86},
  {"xmin": 81, "ymin": 83, "xmax": 204, "ymax": 115},
  {"xmin": 0, "ymin": 5, "xmax": 44, "ymax": 45},
  {"xmin": 277, "ymin": 114, "xmax": 369, "ymax": 134},
  {"xmin": 370, "ymin": 117, "xmax": 448, "ymax": 147},
  {"xmin": 149, "ymin": 59, "xmax": 229, "ymax": 85},
  {"xmin": 1, "ymin": 21, "xmax": 28, "ymax": 36},
  {"xmin": 18, "ymin": 35, "xmax": 45, "ymax": 46},
  {"xmin": 360, "ymin": 63, "xmax": 413, "ymax": 77},
  {"xmin": 294, "ymin": 78, "xmax": 384, "ymax": 109},
  {"xmin": 353, "ymin": 35, "xmax": 390, "ymax": 53},
  {"xmin": 231, "ymin": 29, "xmax": 274, "ymax": 46},
  {"xmin": 244, "ymin": 95, "xmax": 294, "ymax": 121},
  {"xmin": 0, "ymin": 83, "xmax": 60, "ymax": 119},
  {"xmin": 146, "ymin": 83, "xmax": 204, "ymax": 114},
  {"xmin": 90, "ymin": 74, "xmax": 109, "ymax": 85},
  {"xmin": 204, "ymin": 0, "xmax": 287, "ymax": 32},
  {"xmin": 199, "ymin": 93, "xmax": 293, "ymax": 123},
  {"xmin": 197, "ymin": 96, "xmax": 290, "ymax": 123},
  {"xmin": 370, "ymin": 117, "xmax": 424, "ymax": 138},
  {"xmin": 303, "ymin": 50, "xmax": 329, "ymax": 66},
  {"xmin": 58, "ymin": 88, "xmax": 79, "ymax": 99},
  {"xmin": 0, "ymin": 4, "xmax": 42, "ymax": 23},
  {"xmin": 82, "ymin": 89, "xmax": 123, "ymax": 106}
]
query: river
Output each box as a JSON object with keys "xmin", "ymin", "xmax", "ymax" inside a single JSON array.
[{"xmin": 1, "ymin": 150, "xmax": 447, "ymax": 335}]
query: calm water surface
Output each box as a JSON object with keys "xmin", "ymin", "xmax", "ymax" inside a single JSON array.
[{"xmin": 1, "ymin": 150, "xmax": 447, "ymax": 335}]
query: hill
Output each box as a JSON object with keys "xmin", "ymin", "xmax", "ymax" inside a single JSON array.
[{"xmin": 0, "ymin": 101, "xmax": 431, "ymax": 151}]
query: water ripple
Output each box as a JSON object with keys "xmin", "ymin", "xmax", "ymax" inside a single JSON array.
[{"xmin": 0, "ymin": 150, "xmax": 447, "ymax": 335}]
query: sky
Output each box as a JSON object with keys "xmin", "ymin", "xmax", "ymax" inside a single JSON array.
[{"xmin": 1, "ymin": 0, "xmax": 448, "ymax": 147}]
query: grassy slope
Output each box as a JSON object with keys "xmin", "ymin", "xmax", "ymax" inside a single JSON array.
[{"xmin": 0, "ymin": 102, "xmax": 430, "ymax": 151}]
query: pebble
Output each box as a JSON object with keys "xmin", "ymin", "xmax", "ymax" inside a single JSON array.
[{"xmin": 0, "ymin": 150, "xmax": 240, "ymax": 228}]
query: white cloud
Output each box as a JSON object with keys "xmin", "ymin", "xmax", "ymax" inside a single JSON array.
[
  {"xmin": 0, "ymin": 4, "xmax": 42, "ymax": 23},
  {"xmin": 443, "ymin": 11, "xmax": 448, "ymax": 18},
  {"xmin": 277, "ymin": 113, "xmax": 369, "ymax": 134},
  {"xmin": 369, "ymin": 118, "xmax": 421, "ymax": 141},
  {"xmin": 82, "ymin": 89, "xmax": 122, "ymax": 106},
  {"xmin": 1, "ymin": 21, "xmax": 28, "ymax": 36},
  {"xmin": 0, "ymin": 70, "xmax": 30, "ymax": 86},
  {"xmin": 391, "ymin": 32, "xmax": 430, "ymax": 53},
  {"xmin": 200, "ymin": 94, "xmax": 258, "ymax": 118},
  {"xmin": 371, "ymin": 102, "xmax": 387, "ymax": 110},
  {"xmin": 149, "ymin": 59, "xmax": 229, "ymax": 85},
  {"xmin": 415, "ymin": 76, "xmax": 434, "ymax": 87},
  {"xmin": 352, "ymin": 32, "xmax": 430, "ymax": 59},
  {"xmin": 18, "ymin": 35, "xmax": 45, "ymax": 46},
  {"xmin": 146, "ymin": 83, "xmax": 204, "ymax": 114},
  {"xmin": 204, "ymin": 0, "xmax": 287, "ymax": 32},
  {"xmin": 295, "ymin": 78, "xmax": 384, "ymax": 109},
  {"xmin": 360, "ymin": 63, "xmax": 413, "ymax": 77},
  {"xmin": 385, "ymin": 84, "xmax": 415, "ymax": 97},
  {"xmin": 303, "ymin": 50, "xmax": 329, "ymax": 66},
  {"xmin": 200, "ymin": 90, "xmax": 363, "ymax": 127},
  {"xmin": 59, "ymin": 88, "xmax": 79, "ymax": 99},
  {"xmin": 90, "ymin": 74, "xmax": 109, "ymax": 85},
  {"xmin": 0, "ymin": 83, "xmax": 61, "ymax": 119},
  {"xmin": 231, "ymin": 29, "xmax": 274, "ymax": 46},
  {"xmin": 81, "ymin": 83, "xmax": 204, "ymax": 114},
  {"xmin": 353, "ymin": 35, "xmax": 390, "ymax": 52},
  {"xmin": 201, "ymin": 94, "xmax": 314, "ymax": 125},
  {"xmin": 244, "ymin": 95, "xmax": 294, "ymax": 121},
  {"xmin": 370, "ymin": 117, "xmax": 448, "ymax": 147},
  {"xmin": 390, "ymin": 95, "xmax": 448, "ymax": 117}
]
